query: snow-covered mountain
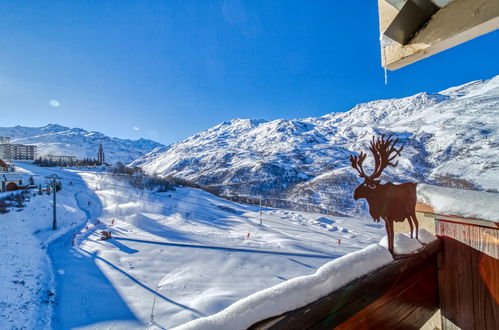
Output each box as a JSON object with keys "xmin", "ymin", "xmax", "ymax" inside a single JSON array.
[
  {"xmin": 133, "ymin": 76, "xmax": 499, "ymax": 214},
  {"xmin": 0, "ymin": 124, "xmax": 163, "ymax": 165}
]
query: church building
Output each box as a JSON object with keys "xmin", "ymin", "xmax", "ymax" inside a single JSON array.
[{"xmin": 97, "ymin": 144, "xmax": 105, "ymax": 165}]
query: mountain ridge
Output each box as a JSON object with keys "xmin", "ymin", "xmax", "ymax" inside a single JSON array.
[
  {"xmin": 132, "ymin": 76, "xmax": 499, "ymax": 214},
  {"xmin": 0, "ymin": 124, "xmax": 163, "ymax": 165}
]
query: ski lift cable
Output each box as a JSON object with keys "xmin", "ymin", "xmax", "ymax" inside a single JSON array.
[
  {"xmin": 34, "ymin": 169, "xmax": 336, "ymax": 219},
  {"xmin": 46, "ymin": 173, "xmax": 336, "ymax": 219},
  {"xmin": 45, "ymin": 173, "xmax": 258, "ymax": 222}
]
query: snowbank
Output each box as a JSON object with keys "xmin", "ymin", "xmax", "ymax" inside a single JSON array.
[
  {"xmin": 417, "ymin": 184, "xmax": 499, "ymax": 223},
  {"xmin": 379, "ymin": 233, "xmax": 422, "ymax": 254},
  {"xmin": 173, "ymin": 244, "xmax": 393, "ymax": 330},
  {"xmin": 379, "ymin": 229, "xmax": 437, "ymax": 254},
  {"xmin": 417, "ymin": 228, "xmax": 437, "ymax": 244}
]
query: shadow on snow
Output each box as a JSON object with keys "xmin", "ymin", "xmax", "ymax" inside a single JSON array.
[
  {"xmin": 49, "ymin": 235, "xmax": 142, "ymax": 329},
  {"xmin": 114, "ymin": 237, "xmax": 338, "ymax": 259},
  {"xmin": 48, "ymin": 175, "xmax": 139, "ymax": 329}
]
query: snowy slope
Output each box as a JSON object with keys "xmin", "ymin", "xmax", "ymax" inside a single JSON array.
[
  {"xmin": 133, "ymin": 76, "xmax": 499, "ymax": 214},
  {"xmin": 0, "ymin": 124, "xmax": 163, "ymax": 164},
  {"xmin": 0, "ymin": 165, "xmax": 93, "ymax": 329},
  {"xmin": 1, "ymin": 163, "xmax": 386, "ymax": 329}
]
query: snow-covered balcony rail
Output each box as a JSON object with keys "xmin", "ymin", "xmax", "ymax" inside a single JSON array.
[
  {"xmin": 173, "ymin": 235, "xmax": 440, "ymax": 330},
  {"xmin": 249, "ymin": 240, "xmax": 441, "ymax": 330}
]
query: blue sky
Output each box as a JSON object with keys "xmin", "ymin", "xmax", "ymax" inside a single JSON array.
[{"xmin": 0, "ymin": 0, "xmax": 498, "ymax": 145}]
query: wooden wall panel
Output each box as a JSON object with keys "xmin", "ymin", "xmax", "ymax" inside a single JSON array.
[
  {"xmin": 438, "ymin": 237, "xmax": 475, "ymax": 330},
  {"xmin": 470, "ymin": 247, "xmax": 499, "ymax": 329},
  {"xmin": 436, "ymin": 219, "xmax": 499, "ymax": 330}
]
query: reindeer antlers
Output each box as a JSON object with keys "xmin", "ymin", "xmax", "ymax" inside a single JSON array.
[
  {"xmin": 350, "ymin": 134, "xmax": 404, "ymax": 180},
  {"xmin": 349, "ymin": 151, "xmax": 368, "ymax": 178},
  {"xmin": 370, "ymin": 134, "xmax": 403, "ymax": 179}
]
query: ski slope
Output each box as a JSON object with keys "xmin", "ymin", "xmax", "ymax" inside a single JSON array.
[
  {"xmin": 2, "ymin": 163, "xmax": 385, "ymax": 329},
  {"xmin": 0, "ymin": 164, "xmax": 94, "ymax": 329}
]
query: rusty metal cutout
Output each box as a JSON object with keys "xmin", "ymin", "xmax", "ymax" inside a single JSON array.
[{"xmin": 350, "ymin": 135, "xmax": 418, "ymax": 254}]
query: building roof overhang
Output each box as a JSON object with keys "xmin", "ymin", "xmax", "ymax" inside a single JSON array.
[{"xmin": 379, "ymin": 0, "xmax": 499, "ymax": 70}]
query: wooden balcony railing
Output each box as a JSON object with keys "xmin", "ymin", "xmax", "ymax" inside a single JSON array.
[{"xmin": 250, "ymin": 240, "xmax": 441, "ymax": 330}]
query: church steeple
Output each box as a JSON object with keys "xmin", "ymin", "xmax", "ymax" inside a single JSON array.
[{"xmin": 97, "ymin": 143, "xmax": 105, "ymax": 165}]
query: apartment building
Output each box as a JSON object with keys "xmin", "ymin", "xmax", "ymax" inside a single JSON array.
[{"xmin": 0, "ymin": 143, "xmax": 37, "ymax": 161}]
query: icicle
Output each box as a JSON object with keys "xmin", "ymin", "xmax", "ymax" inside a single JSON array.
[
  {"xmin": 383, "ymin": 47, "xmax": 388, "ymax": 85},
  {"xmin": 379, "ymin": 33, "xmax": 391, "ymax": 85}
]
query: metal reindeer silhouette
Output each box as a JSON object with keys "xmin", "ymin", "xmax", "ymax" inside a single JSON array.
[{"xmin": 350, "ymin": 135, "xmax": 418, "ymax": 254}]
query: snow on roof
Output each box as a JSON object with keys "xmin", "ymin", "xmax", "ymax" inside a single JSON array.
[
  {"xmin": 173, "ymin": 244, "xmax": 393, "ymax": 330},
  {"xmin": 417, "ymin": 183, "xmax": 499, "ymax": 223}
]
